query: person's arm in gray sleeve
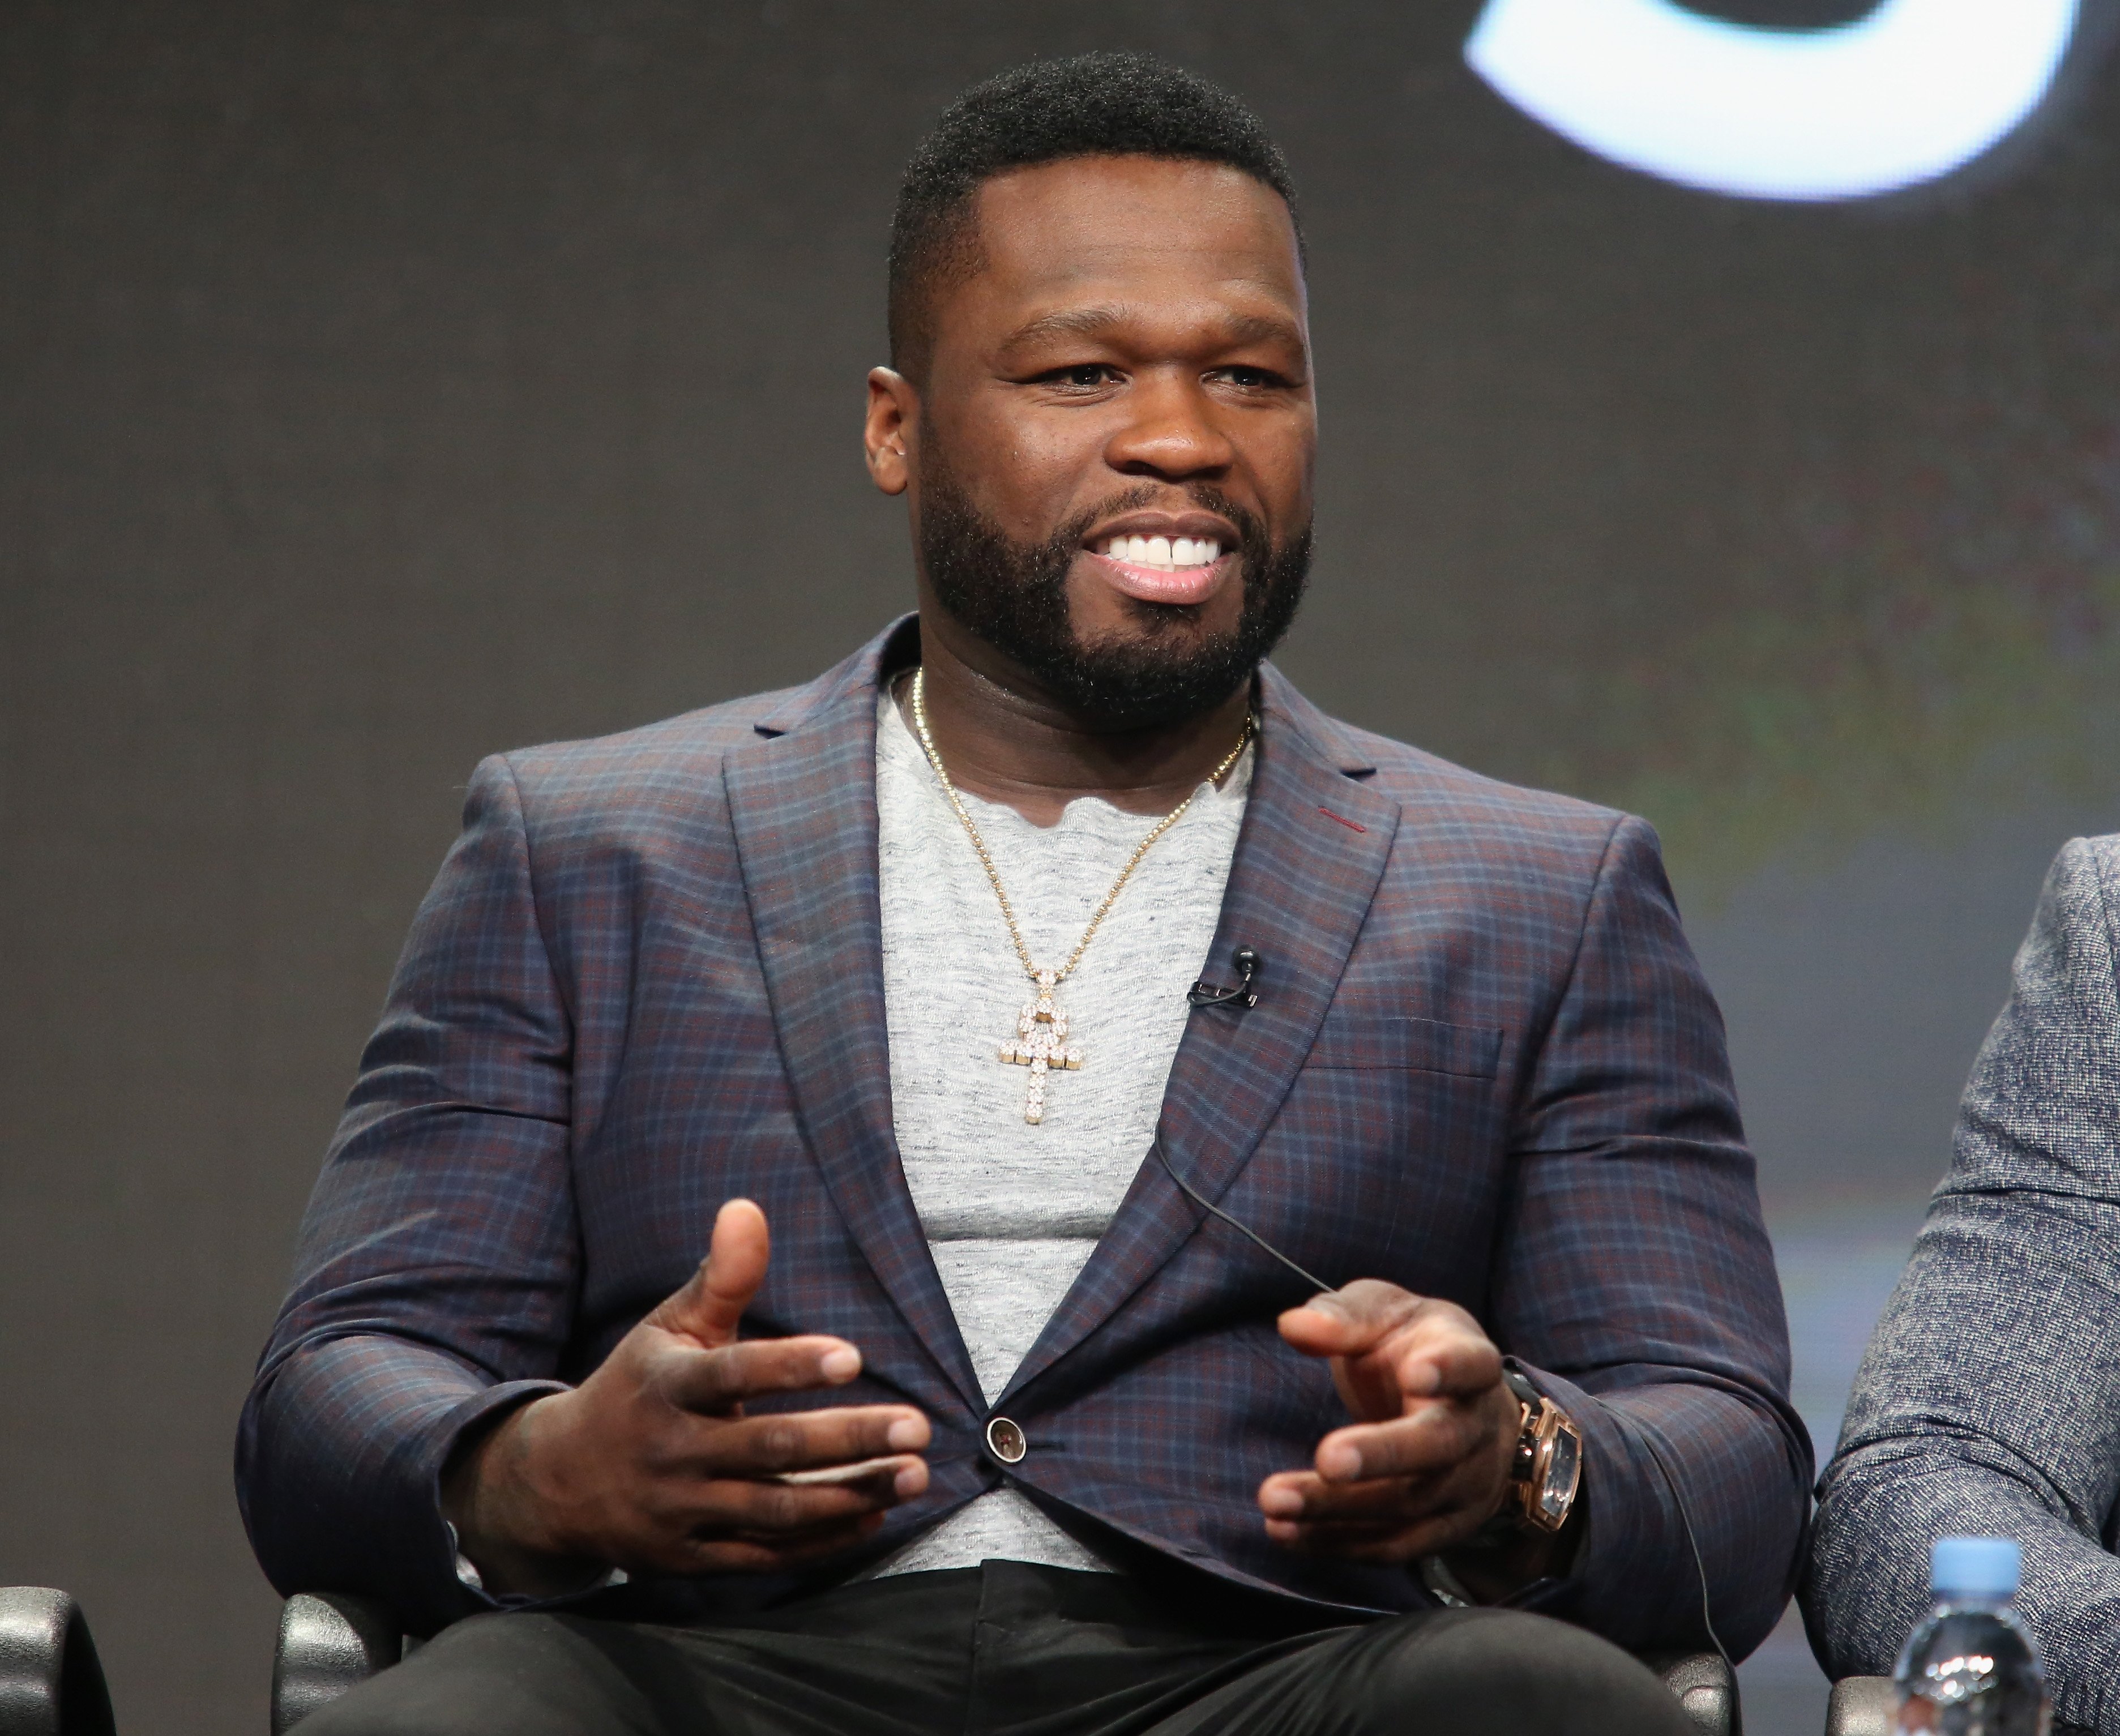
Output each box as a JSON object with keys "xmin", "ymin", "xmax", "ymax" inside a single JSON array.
[{"xmin": 1805, "ymin": 835, "xmax": 2120, "ymax": 1734}]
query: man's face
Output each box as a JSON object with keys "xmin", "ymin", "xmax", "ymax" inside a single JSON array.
[{"xmin": 877, "ymin": 156, "xmax": 1317, "ymax": 728}]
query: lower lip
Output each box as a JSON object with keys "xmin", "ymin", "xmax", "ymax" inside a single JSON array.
[{"xmin": 1085, "ymin": 551, "xmax": 1231, "ymax": 606}]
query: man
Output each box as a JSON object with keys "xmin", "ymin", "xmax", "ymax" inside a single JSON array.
[
  {"xmin": 240, "ymin": 53, "xmax": 1808, "ymax": 1734},
  {"xmin": 1806, "ymin": 835, "xmax": 2120, "ymax": 1735}
]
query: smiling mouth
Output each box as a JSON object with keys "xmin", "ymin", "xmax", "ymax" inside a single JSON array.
[
  {"xmin": 1097, "ymin": 533, "xmax": 1222, "ymax": 571},
  {"xmin": 1087, "ymin": 533, "xmax": 1230, "ymax": 606}
]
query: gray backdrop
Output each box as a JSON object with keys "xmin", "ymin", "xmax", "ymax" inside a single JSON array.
[{"xmin": 6, "ymin": 4, "xmax": 2119, "ymax": 1731}]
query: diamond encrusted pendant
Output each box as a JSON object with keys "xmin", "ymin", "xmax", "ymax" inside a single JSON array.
[{"xmin": 997, "ymin": 968, "xmax": 1083, "ymax": 1124}]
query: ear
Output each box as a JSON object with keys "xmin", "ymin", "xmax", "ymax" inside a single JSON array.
[{"xmin": 864, "ymin": 367, "xmax": 917, "ymax": 497}]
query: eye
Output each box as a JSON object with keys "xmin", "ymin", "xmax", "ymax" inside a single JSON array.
[
  {"xmin": 1212, "ymin": 365, "xmax": 1282, "ymax": 390},
  {"xmin": 1040, "ymin": 362, "xmax": 1121, "ymax": 390}
]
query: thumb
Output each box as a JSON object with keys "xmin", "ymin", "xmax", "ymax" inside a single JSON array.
[
  {"xmin": 1277, "ymin": 1282, "xmax": 1407, "ymax": 1357},
  {"xmin": 649, "ymin": 1198, "xmax": 770, "ymax": 1347}
]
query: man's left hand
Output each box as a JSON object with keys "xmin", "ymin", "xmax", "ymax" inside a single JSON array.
[{"xmin": 1259, "ymin": 1281, "xmax": 1523, "ymax": 1563}]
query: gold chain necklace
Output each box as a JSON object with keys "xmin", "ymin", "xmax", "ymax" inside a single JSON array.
[{"xmin": 908, "ymin": 665, "xmax": 1254, "ymax": 1124}]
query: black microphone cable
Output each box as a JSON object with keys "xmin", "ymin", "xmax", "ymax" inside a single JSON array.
[
  {"xmin": 1151, "ymin": 1135, "xmax": 1332, "ymax": 1295},
  {"xmin": 1634, "ymin": 1419, "xmax": 1732, "ymax": 1672}
]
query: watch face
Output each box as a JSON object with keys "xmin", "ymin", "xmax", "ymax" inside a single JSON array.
[{"xmin": 1537, "ymin": 1424, "xmax": 1582, "ymax": 1525}]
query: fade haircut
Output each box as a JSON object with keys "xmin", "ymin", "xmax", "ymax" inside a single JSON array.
[{"xmin": 887, "ymin": 52, "xmax": 1301, "ymax": 382}]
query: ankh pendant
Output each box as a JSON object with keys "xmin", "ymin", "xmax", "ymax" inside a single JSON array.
[{"xmin": 998, "ymin": 969, "xmax": 1082, "ymax": 1124}]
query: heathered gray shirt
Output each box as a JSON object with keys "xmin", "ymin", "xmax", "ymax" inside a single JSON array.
[{"xmin": 868, "ymin": 686, "xmax": 1250, "ymax": 1576}]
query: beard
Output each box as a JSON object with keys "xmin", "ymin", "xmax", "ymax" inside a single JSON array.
[{"xmin": 916, "ymin": 468, "xmax": 1312, "ymax": 732}]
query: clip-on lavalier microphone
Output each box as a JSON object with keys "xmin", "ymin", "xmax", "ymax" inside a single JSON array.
[{"xmin": 1187, "ymin": 944, "xmax": 1262, "ymax": 1010}]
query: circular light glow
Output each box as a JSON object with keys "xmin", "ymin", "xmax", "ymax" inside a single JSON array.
[{"xmin": 1466, "ymin": 0, "xmax": 2081, "ymax": 201}]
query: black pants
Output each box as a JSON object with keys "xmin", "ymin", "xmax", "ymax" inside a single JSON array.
[{"xmin": 305, "ymin": 1561, "xmax": 1695, "ymax": 1735}]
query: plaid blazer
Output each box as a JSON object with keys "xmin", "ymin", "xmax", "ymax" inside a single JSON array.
[{"xmin": 238, "ymin": 617, "xmax": 1809, "ymax": 1649}]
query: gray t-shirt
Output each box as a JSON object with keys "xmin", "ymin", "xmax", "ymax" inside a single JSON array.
[{"xmin": 867, "ymin": 686, "xmax": 1249, "ymax": 1576}]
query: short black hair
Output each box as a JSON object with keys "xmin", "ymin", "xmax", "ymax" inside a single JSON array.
[{"xmin": 887, "ymin": 52, "xmax": 1301, "ymax": 380}]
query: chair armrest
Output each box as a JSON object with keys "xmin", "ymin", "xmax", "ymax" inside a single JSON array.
[
  {"xmin": 1639, "ymin": 1649, "xmax": 1736, "ymax": 1736},
  {"xmin": 272, "ymin": 1593, "xmax": 404, "ymax": 1734},
  {"xmin": 1826, "ymin": 1675, "xmax": 1894, "ymax": 1736},
  {"xmin": 0, "ymin": 1588, "xmax": 114, "ymax": 1736}
]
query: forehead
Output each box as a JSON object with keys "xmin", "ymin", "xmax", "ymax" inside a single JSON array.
[{"xmin": 955, "ymin": 156, "xmax": 1306, "ymax": 332}]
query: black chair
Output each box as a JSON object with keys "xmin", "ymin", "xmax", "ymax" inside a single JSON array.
[
  {"xmin": 0, "ymin": 1588, "xmax": 116, "ymax": 1736},
  {"xmin": 1823, "ymin": 1676, "xmax": 1892, "ymax": 1736},
  {"xmin": 272, "ymin": 1594, "xmax": 1738, "ymax": 1734},
  {"xmin": 272, "ymin": 1596, "xmax": 404, "ymax": 1736}
]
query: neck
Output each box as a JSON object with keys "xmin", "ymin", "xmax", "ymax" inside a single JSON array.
[{"xmin": 904, "ymin": 613, "xmax": 1254, "ymax": 827}]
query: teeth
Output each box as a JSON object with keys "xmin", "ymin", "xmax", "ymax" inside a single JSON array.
[{"xmin": 1104, "ymin": 535, "xmax": 1223, "ymax": 571}]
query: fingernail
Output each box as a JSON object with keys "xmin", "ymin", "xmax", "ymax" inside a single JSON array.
[
  {"xmin": 1401, "ymin": 1361, "xmax": 1441, "ymax": 1396},
  {"xmin": 1318, "ymin": 1440, "xmax": 1361, "ymax": 1481},
  {"xmin": 819, "ymin": 1346, "xmax": 860, "ymax": 1381},
  {"xmin": 894, "ymin": 1464, "xmax": 928, "ymax": 1499},
  {"xmin": 887, "ymin": 1416, "xmax": 925, "ymax": 1451},
  {"xmin": 1260, "ymin": 1486, "xmax": 1302, "ymax": 1517}
]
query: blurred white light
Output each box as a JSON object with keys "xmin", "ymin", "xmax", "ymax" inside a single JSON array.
[{"xmin": 1466, "ymin": 0, "xmax": 2081, "ymax": 200}]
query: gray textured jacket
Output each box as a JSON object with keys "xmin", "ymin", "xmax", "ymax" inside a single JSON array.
[{"xmin": 1806, "ymin": 834, "xmax": 2120, "ymax": 1733}]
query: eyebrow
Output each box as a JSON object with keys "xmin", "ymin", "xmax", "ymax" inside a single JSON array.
[{"xmin": 999, "ymin": 303, "xmax": 1306, "ymax": 354}]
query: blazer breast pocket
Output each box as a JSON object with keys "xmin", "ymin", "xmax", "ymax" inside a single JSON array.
[{"xmin": 1302, "ymin": 1008, "xmax": 1502, "ymax": 1079}]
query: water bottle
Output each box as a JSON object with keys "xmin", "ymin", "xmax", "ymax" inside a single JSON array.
[{"xmin": 1894, "ymin": 1537, "xmax": 2051, "ymax": 1735}]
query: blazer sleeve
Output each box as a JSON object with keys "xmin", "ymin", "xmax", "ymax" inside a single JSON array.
[
  {"xmin": 1490, "ymin": 814, "xmax": 1813, "ymax": 1658},
  {"xmin": 1805, "ymin": 836, "xmax": 2120, "ymax": 1733},
  {"xmin": 235, "ymin": 754, "xmax": 582, "ymax": 1634}
]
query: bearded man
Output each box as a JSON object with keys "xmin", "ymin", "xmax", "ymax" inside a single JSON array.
[{"xmin": 239, "ymin": 53, "xmax": 1807, "ymax": 1736}]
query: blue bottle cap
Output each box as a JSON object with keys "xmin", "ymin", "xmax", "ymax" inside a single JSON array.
[{"xmin": 1931, "ymin": 1536, "xmax": 2021, "ymax": 1599}]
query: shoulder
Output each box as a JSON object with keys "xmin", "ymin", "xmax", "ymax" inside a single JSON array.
[
  {"xmin": 1349, "ymin": 725, "xmax": 1626, "ymax": 841},
  {"xmin": 2017, "ymin": 833, "xmax": 2120, "ymax": 996},
  {"xmin": 1271, "ymin": 673, "xmax": 1644, "ymax": 888},
  {"xmin": 481, "ymin": 685, "xmax": 805, "ymax": 816},
  {"xmin": 1946, "ymin": 833, "xmax": 2120, "ymax": 1196},
  {"xmin": 471, "ymin": 622, "xmax": 901, "ymax": 832},
  {"xmin": 442, "ymin": 678, "xmax": 837, "ymax": 880},
  {"xmin": 2048, "ymin": 832, "xmax": 2120, "ymax": 914}
]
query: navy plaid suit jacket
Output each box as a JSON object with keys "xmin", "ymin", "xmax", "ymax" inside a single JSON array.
[{"xmin": 238, "ymin": 617, "xmax": 1809, "ymax": 1652}]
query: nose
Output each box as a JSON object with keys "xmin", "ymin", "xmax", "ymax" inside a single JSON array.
[{"xmin": 1102, "ymin": 371, "xmax": 1234, "ymax": 481}]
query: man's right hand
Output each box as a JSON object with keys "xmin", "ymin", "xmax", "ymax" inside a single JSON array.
[{"xmin": 442, "ymin": 1198, "xmax": 930, "ymax": 1596}]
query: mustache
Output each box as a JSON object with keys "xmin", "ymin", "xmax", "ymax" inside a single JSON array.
[{"xmin": 1056, "ymin": 483, "xmax": 1272, "ymax": 563}]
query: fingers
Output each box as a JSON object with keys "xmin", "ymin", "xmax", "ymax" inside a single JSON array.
[
  {"xmin": 1279, "ymin": 1285, "xmax": 1502, "ymax": 1411},
  {"xmin": 617, "ymin": 1454, "xmax": 926, "ymax": 1575},
  {"xmin": 648, "ymin": 1199, "xmax": 772, "ymax": 1348},
  {"xmin": 1256, "ymin": 1454, "xmax": 1496, "ymax": 1562},
  {"xmin": 699, "ymin": 1464, "xmax": 926, "ymax": 1530},
  {"xmin": 655, "ymin": 1335, "xmax": 871, "ymax": 1413},
  {"xmin": 1256, "ymin": 1383, "xmax": 1518, "ymax": 1563},
  {"xmin": 1277, "ymin": 1279, "xmax": 1421, "ymax": 1357},
  {"xmin": 695, "ymin": 1406, "xmax": 931, "ymax": 1477},
  {"xmin": 1309, "ymin": 1402, "xmax": 1493, "ymax": 1485},
  {"xmin": 1387, "ymin": 1322, "xmax": 1502, "ymax": 1402}
]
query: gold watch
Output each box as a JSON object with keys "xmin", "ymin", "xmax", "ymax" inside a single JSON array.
[{"xmin": 1502, "ymin": 1367, "xmax": 1583, "ymax": 1533}]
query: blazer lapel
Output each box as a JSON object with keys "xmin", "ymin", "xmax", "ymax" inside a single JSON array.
[
  {"xmin": 723, "ymin": 626, "xmax": 984, "ymax": 1412},
  {"xmin": 1002, "ymin": 669, "xmax": 1400, "ymax": 1398}
]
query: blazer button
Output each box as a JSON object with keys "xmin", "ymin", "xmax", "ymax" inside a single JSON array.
[{"xmin": 986, "ymin": 1416, "xmax": 1027, "ymax": 1464}]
